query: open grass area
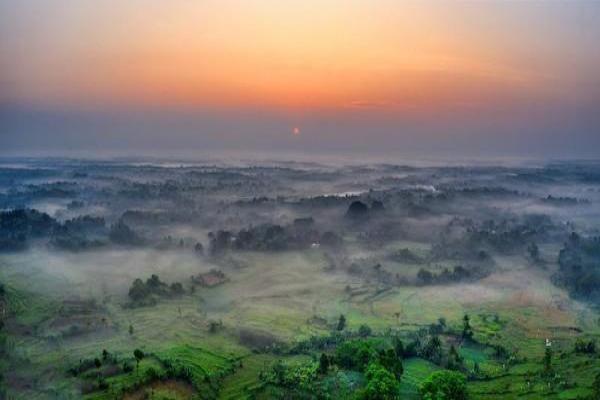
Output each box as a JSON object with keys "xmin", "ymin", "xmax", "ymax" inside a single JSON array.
[{"xmin": 399, "ymin": 358, "xmax": 441, "ymax": 399}]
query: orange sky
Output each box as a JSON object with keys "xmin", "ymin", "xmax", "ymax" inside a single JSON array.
[
  {"xmin": 3, "ymin": 0, "xmax": 595, "ymax": 112},
  {"xmin": 1, "ymin": 1, "xmax": 599, "ymax": 157}
]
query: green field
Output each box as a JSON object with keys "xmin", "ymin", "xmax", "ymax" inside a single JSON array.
[{"xmin": 2, "ymin": 244, "xmax": 600, "ymax": 399}]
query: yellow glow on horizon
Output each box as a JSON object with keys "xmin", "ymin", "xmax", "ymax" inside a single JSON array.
[{"xmin": 2, "ymin": 1, "xmax": 561, "ymax": 111}]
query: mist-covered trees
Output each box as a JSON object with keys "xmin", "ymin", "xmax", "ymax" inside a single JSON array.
[
  {"xmin": 0, "ymin": 209, "xmax": 58, "ymax": 251},
  {"xmin": 552, "ymin": 233, "xmax": 600, "ymax": 303},
  {"xmin": 417, "ymin": 265, "xmax": 488, "ymax": 286},
  {"xmin": 346, "ymin": 201, "xmax": 369, "ymax": 219},
  {"xmin": 109, "ymin": 220, "xmax": 144, "ymax": 246},
  {"xmin": 208, "ymin": 221, "xmax": 342, "ymax": 254},
  {"xmin": 127, "ymin": 274, "xmax": 185, "ymax": 306}
]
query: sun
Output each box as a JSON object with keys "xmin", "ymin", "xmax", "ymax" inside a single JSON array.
[{"xmin": 293, "ymin": 127, "xmax": 300, "ymax": 136}]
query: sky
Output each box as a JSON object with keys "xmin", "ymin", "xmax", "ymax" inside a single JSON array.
[{"xmin": 1, "ymin": 0, "xmax": 599, "ymax": 158}]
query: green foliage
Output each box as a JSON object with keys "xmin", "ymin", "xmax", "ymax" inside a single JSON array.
[
  {"xmin": 377, "ymin": 348, "xmax": 403, "ymax": 379},
  {"xmin": 267, "ymin": 360, "xmax": 319, "ymax": 391},
  {"xmin": 362, "ymin": 362, "xmax": 400, "ymax": 400},
  {"xmin": 335, "ymin": 339, "xmax": 377, "ymax": 371},
  {"xmin": 422, "ymin": 336, "xmax": 443, "ymax": 363},
  {"xmin": 419, "ymin": 370, "xmax": 468, "ymax": 400}
]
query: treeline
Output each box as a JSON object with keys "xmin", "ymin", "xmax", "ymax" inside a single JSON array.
[
  {"xmin": 416, "ymin": 265, "xmax": 489, "ymax": 286},
  {"xmin": 0, "ymin": 208, "xmax": 204, "ymax": 253},
  {"xmin": 208, "ymin": 218, "xmax": 342, "ymax": 254}
]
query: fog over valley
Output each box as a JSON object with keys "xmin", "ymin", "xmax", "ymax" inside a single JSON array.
[{"xmin": 1, "ymin": 157, "xmax": 600, "ymax": 399}]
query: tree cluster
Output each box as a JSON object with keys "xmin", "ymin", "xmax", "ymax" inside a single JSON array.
[{"xmin": 128, "ymin": 274, "xmax": 185, "ymax": 306}]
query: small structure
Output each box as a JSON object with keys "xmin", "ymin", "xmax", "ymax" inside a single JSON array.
[{"xmin": 191, "ymin": 269, "xmax": 228, "ymax": 287}]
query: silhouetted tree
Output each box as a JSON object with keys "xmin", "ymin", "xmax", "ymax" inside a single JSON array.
[
  {"xmin": 359, "ymin": 324, "xmax": 372, "ymax": 337},
  {"xmin": 543, "ymin": 346, "xmax": 553, "ymax": 375},
  {"xmin": 134, "ymin": 349, "xmax": 144, "ymax": 372},
  {"xmin": 337, "ymin": 314, "xmax": 346, "ymax": 331},
  {"xmin": 319, "ymin": 353, "xmax": 330, "ymax": 374}
]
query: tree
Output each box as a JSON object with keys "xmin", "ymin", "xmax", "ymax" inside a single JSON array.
[
  {"xmin": 420, "ymin": 370, "xmax": 468, "ymax": 400},
  {"xmin": 359, "ymin": 324, "xmax": 372, "ymax": 337},
  {"xmin": 318, "ymin": 353, "xmax": 330, "ymax": 374},
  {"xmin": 128, "ymin": 278, "xmax": 148, "ymax": 302},
  {"xmin": 543, "ymin": 346, "xmax": 553, "ymax": 375},
  {"xmin": 393, "ymin": 337, "xmax": 404, "ymax": 358},
  {"xmin": 527, "ymin": 242, "xmax": 540, "ymax": 262},
  {"xmin": 94, "ymin": 358, "xmax": 102, "ymax": 369},
  {"xmin": 473, "ymin": 362, "xmax": 481, "ymax": 377},
  {"xmin": 346, "ymin": 201, "xmax": 369, "ymax": 219},
  {"xmin": 462, "ymin": 314, "xmax": 473, "ymax": 340},
  {"xmin": 102, "ymin": 349, "xmax": 109, "ymax": 361},
  {"xmin": 133, "ymin": 349, "xmax": 144, "ymax": 372},
  {"xmin": 422, "ymin": 336, "xmax": 443, "ymax": 363},
  {"xmin": 417, "ymin": 268, "xmax": 434, "ymax": 285},
  {"xmin": 574, "ymin": 338, "xmax": 596, "ymax": 354},
  {"xmin": 362, "ymin": 362, "xmax": 400, "ymax": 399},
  {"xmin": 378, "ymin": 348, "xmax": 403, "ymax": 379},
  {"xmin": 447, "ymin": 345, "xmax": 463, "ymax": 370},
  {"xmin": 336, "ymin": 340, "xmax": 377, "ymax": 371},
  {"xmin": 337, "ymin": 314, "xmax": 346, "ymax": 331},
  {"xmin": 593, "ymin": 372, "xmax": 600, "ymax": 398},
  {"xmin": 170, "ymin": 282, "xmax": 184, "ymax": 295}
]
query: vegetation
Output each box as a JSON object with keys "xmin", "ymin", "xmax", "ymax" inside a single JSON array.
[
  {"xmin": 127, "ymin": 274, "xmax": 185, "ymax": 306},
  {"xmin": 2, "ymin": 159, "xmax": 600, "ymax": 399},
  {"xmin": 419, "ymin": 370, "xmax": 468, "ymax": 400}
]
